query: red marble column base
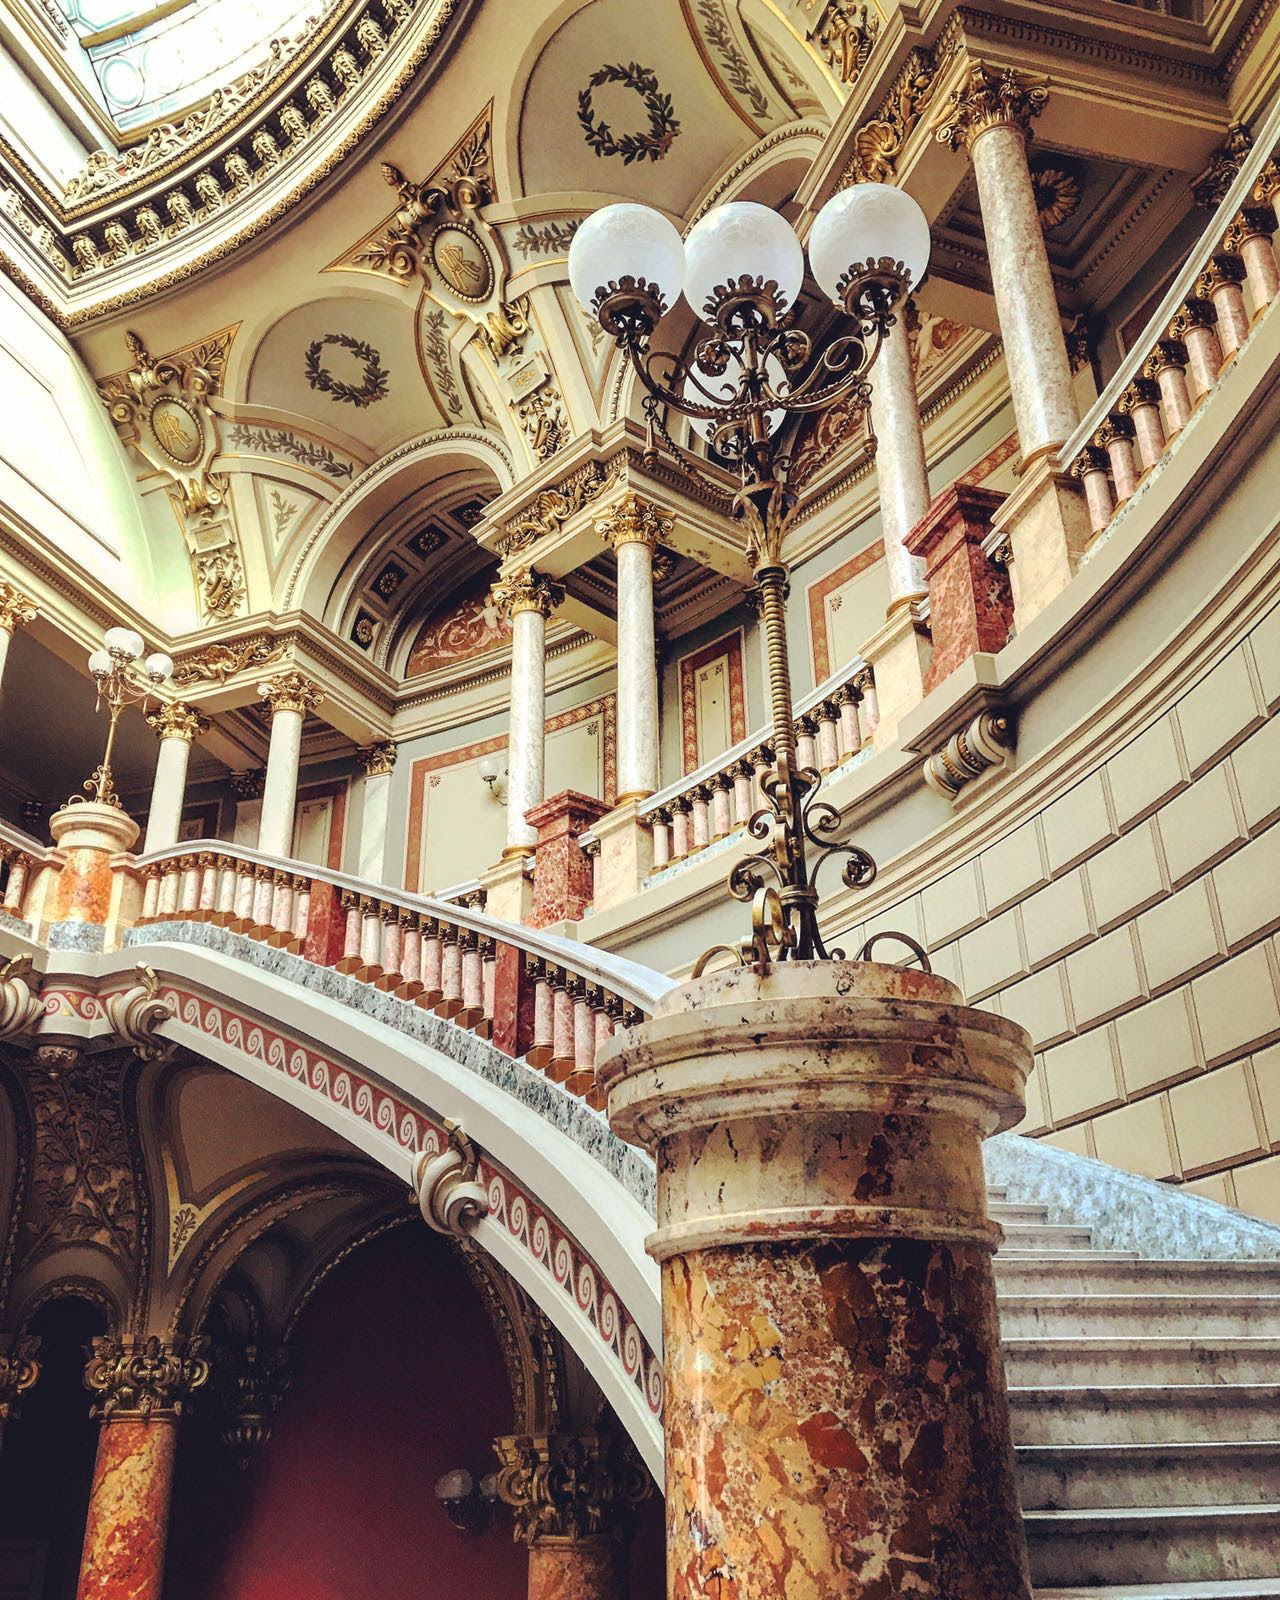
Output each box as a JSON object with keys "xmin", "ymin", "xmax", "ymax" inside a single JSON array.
[
  {"xmin": 905, "ymin": 484, "xmax": 1013, "ymax": 692},
  {"xmin": 663, "ymin": 1237, "xmax": 1030, "ymax": 1600},
  {"xmin": 76, "ymin": 1417, "xmax": 177, "ymax": 1600},
  {"xmin": 525, "ymin": 791, "xmax": 610, "ymax": 928},
  {"xmin": 528, "ymin": 1538, "xmax": 618, "ymax": 1600}
]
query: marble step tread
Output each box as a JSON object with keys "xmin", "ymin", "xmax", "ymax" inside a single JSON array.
[
  {"xmin": 1025, "ymin": 1502, "xmax": 1280, "ymax": 1586},
  {"xmin": 1002, "ymin": 1334, "xmax": 1280, "ymax": 1386},
  {"xmin": 1016, "ymin": 1439, "xmax": 1280, "ymax": 1510},
  {"xmin": 1036, "ymin": 1584, "xmax": 1280, "ymax": 1598},
  {"xmin": 996, "ymin": 1261, "xmax": 1280, "ymax": 1289},
  {"xmin": 997, "ymin": 1294, "xmax": 1280, "ymax": 1336},
  {"xmin": 1009, "ymin": 1384, "xmax": 1280, "ymax": 1445}
]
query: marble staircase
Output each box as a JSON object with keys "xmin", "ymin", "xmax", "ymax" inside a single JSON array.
[{"xmin": 990, "ymin": 1188, "xmax": 1280, "ymax": 1598}]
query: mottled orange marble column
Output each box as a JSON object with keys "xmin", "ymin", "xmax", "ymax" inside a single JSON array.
[
  {"xmin": 527, "ymin": 1539, "xmax": 617, "ymax": 1600},
  {"xmin": 48, "ymin": 802, "xmax": 141, "ymax": 943},
  {"xmin": 600, "ymin": 962, "xmax": 1034, "ymax": 1600},
  {"xmin": 76, "ymin": 1419, "xmax": 177, "ymax": 1600}
]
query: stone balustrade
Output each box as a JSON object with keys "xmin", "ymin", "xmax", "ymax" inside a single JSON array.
[
  {"xmin": 1064, "ymin": 120, "xmax": 1280, "ymax": 545},
  {"xmin": 0, "ymin": 821, "xmax": 53, "ymax": 930},
  {"xmin": 635, "ymin": 660, "xmax": 877, "ymax": 877},
  {"xmin": 132, "ymin": 843, "xmax": 668, "ymax": 1112}
]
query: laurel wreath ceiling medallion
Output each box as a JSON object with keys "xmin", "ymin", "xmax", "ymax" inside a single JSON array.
[
  {"xmin": 304, "ymin": 333, "xmax": 390, "ymax": 408},
  {"xmin": 577, "ymin": 62, "xmax": 681, "ymax": 164}
]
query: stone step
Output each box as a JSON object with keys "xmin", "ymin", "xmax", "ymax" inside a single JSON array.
[
  {"xmin": 1000, "ymin": 1224, "xmax": 1100, "ymax": 1250},
  {"xmin": 989, "ymin": 1202, "xmax": 1057, "ymax": 1224},
  {"xmin": 1009, "ymin": 1385, "xmax": 1280, "ymax": 1445},
  {"xmin": 999, "ymin": 1295, "xmax": 1280, "ymax": 1339},
  {"xmin": 1036, "ymin": 1584, "xmax": 1280, "ymax": 1598},
  {"xmin": 998, "ymin": 1250, "xmax": 1145, "ymax": 1263},
  {"xmin": 1024, "ymin": 1503, "xmax": 1280, "ymax": 1587},
  {"xmin": 1017, "ymin": 1441, "xmax": 1280, "ymax": 1510},
  {"xmin": 987, "ymin": 1185, "xmax": 1009, "ymax": 1201},
  {"xmin": 996, "ymin": 1260, "xmax": 1280, "ymax": 1297},
  {"xmin": 1003, "ymin": 1335, "xmax": 1280, "ymax": 1388}
]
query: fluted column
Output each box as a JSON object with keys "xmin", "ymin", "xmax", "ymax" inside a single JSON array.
[
  {"xmin": 255, "ymin": 671, "xmax": 323, "ymax": 859},
  {"xmin": 869, "ymin": 308, "xmax": 930, "ymax": 605},
  {"xmin": 600, "ymin": 962, "xmax": 1033, "ymax": 1600},
  {"xmin": 0, "ymin": 581, "xmax": 37, "ymax": 687},
  {"xmin": 355, "ymin": 740, "xmax": 397, "ymax": 881},
  {"xmin": 142, "ymin": 703, "xmax": 209, "ymax": 852},
  {"xmin": 76, "ymin": 1334, "xmax": 209, "ymax": 1600},
  {"xmin": 597, "ymin": 492, "xmax": 670, "ymax": 801},
  {"xmin": 491, "ymin": 571, "xmax": 563, "ymax": 857},
  {"xmin": 937, "ymin": 62, "xmax": 1078, "ymax": 461},
  {"xmin": 493, "ymin": 1430, "xmax": 650, "ymax": 1600},
  {"xmin": 0, "ymin": 1334, "xmax": 39, "ymax": 1454}
]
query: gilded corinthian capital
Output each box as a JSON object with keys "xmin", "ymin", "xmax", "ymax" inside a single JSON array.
[
  {"xmin": 83, "ymin": 1333, "xmax": 210, "ymax": 1420},
  {"xmin": 146, "ymin": 701, "xmax": 210, "ymax": 742},
  {"xmin": 935, "ymin": 61, "xmax": 1048, "ymax": 153},
  {"xmin": 257, "ymin": 669, "xmax": 324, "ymax": 716},
  {"xmin": 490, "ymin": 569, "xmax": 564, "ymax": 623},
  {"xmin": 595, "ymin": 491, "xmax": 673, "ymax": 552},
  {"xmin": 0, "ymin": 581, "xmax": 37, "ymax": 636},
  {"xmin": 356, "ymin": 739, "xmax": 398, "ymax": 777},
  {"xmin": 492, "ymin": 1429, "xmax": 652, "ymax": 1546},
  {"xmin": 0, "ymin": 1334, "xmax": 40, "ymax": 1423}
]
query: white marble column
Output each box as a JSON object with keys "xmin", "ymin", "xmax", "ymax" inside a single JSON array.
[
  {"xmin": 869, "ymin": 310, "xmax": 930, "ymax": 605},
  {"xmin": 0, "ymin": 582, "xmax": 37, "ymax": 688},
  {"xmin": 597, "ymin": 492, "xmax": 669, "ymax": 800},
  {"xmin": 491, "ymin": 571, "xmax": 562, "ymax": 856},
  {"xmin": 355, "ymin": 740, "xmax": 397, "ymax": 881},
  {"xmin": 256, "ymin": 671, "xmax": 323, "ymax": 859},
  {"xmin": 143, "ymin": 702, "xmax": 209, "ymax": 852},
  {"xmin": 938, "ymin": 62, "xmax": 1078, "ymax": 460}
]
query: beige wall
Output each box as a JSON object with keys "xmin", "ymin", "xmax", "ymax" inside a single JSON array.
[{"xmin": 851, "ymin": 609, "xmax": 1280, "ymax": 1218}]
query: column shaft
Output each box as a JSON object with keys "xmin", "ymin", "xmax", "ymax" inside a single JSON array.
[
  {"xmin": 615, "ymin": 538, "xmax": 660, "ymax": 798},
  {"xmin": 258, "ymin": 707, "xmax": 304, "ymax": 858},
  {"xmin": 76, "ymin": 1417, "xmax": 178, "ymax": 1600},
  {"xmin": 143, "ymin": 738, "xmax": 191, "ymax": 853},
  {"xmin": 601, "ymin": 961, "xmax": 1033, "ymax": 1600},
  {"xmin": 355, "ymin": 742, "xmax": 397, "ymax": 880},
  {"xmin": 507, "ymin": 607, "xmax": 547, "ymax": 855},
  {"xmin": 527, "ymin": 1540, "xmax": 616, "ymax": 1600},
  {"xmin": 869, "ymin": 314, "xmax": 930, "ymax": 604}
]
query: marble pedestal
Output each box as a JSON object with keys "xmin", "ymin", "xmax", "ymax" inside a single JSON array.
[
  {"xmin": 526, "ymin": 790, "xmax": 610, "ymax": 927},
  {"xmin": 860, "ymin": 602, "xmax": 931, "ymax": 750},
  {"xmin": 590, "ymin": 798, "xmax": 656, "ymax": 912},
  {"xmin": 481, "ymin": 851, "xmax": 535, "ymax": 924},
  {"xmin": 48, "ymin": 801, "xmax": 141, "ymax": 950},
  {"xmin": 992, "ymin": 455, "xmax": 1093, "ymax": 627},
  {"xmin": 906, "ymin": 484, "xmax": 1013, "ymax": 691},
  {"xmin": 599, "ymin": 960, "xmax": 1034, "ymax": 1600}
]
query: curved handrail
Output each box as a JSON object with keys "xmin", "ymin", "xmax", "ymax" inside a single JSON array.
[{"xmin": 133, "ymin": 840, "xmax": 677, "ymax": 1015}]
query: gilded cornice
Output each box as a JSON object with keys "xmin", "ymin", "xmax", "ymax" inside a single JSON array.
[{"xmin": 0, "ymin": 0, "xmax": 466, "ymax": 328}]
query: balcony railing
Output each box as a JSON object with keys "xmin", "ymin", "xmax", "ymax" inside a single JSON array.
[
  {"xmin": 131, "ymin": 842, "xmax": 676, "ymax": 1111},
  {"xmin": 1065, "ymin": 108, "xmax": 1280, "ymax": 542}
]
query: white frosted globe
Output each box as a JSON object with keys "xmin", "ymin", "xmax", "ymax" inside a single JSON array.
[
  {"xmin": 568, "ymin": 203, "xmax": 685, "ymax": 319},
  {"xmin": 104, "ymin": 626, "xmax": 144, "ymax": 659},
  {"xmin": 145, "ymin": 651, "xmax": 173, "ymax": 682},
  {"xmin": 684, "ymin": 202, "xmax": 804, "ymax": 317},
  {"xmin": 87, "ymin": 649, "xmax": 112, "ymax": 677},
  {"xmin": 809, "ymin": 184, "xmax": 932, "ymax": 305}
]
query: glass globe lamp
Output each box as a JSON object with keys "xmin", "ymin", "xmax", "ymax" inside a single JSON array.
[
  {"xmin": 104, "ymin": 626, "xmax": 145, "ymax": 660},
  {"xmin": 808, "ymin": 183, "xmax": 931, "ymax": 316},
  {"xmin": 683, "ymin": 201, "xmax": 804, "ymax": 324},
  {"xmin": 87, "ymin": 649, "xmax": 112, "ymax": 679},
  {"xmin": 144, "ymin": 652, "xmax": 173, "ymax": 683},
  {"xmin": 568, "ymin": 203, "xmax": 685, "ymax": 338}
]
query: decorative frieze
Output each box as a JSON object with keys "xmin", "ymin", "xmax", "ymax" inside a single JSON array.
[
  {"xmin": 840, "ymin": 49, "xmax": 938, "ymax": 185},
  {"xmin": 499, "ymin": 456, "xmax": 626, "ymax": 560},
  {"xmin": 84, "ymin": 1334, "xmax": 210, "ymax": 1420}
]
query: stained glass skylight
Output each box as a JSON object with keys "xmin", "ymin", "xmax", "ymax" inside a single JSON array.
[{"xmin": 58, "ymin": 0, "xmax": 327, "ymax": 132}]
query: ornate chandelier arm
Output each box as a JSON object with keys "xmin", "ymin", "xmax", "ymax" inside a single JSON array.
[{"xmin": 762, "ymin": 325, "xmax": 886, "ymax": 412}]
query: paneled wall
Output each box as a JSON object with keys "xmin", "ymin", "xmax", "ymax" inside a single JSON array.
[{"xmin": 852, "ymin": 607, "xmax": 1280, "ymax": 1218}]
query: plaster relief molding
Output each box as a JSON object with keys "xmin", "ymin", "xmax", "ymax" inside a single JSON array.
[
  {"xmin": 0, "ymin": 0, "xmax": 454, "ymax": 313},
  {"xmin": 413, "ymin": 1120, "xmax": 489, "ymax": 1235},
  {"xmin": 104, "ymin": 964, "xmax": 177, "ymax": 1062},
  {"xmin": 0, "ymin": 582, "xmax": 38, "ymax": 636},
  {"xmin": 921, "ymin": 706, "xmax": 1014, "ymax": 800},
  {"xmin": 839, "ymin": 48, "xmax": 939, "ymax": 186},
  {"xmin": 497, "ymin": 455, "xmax": 626, "ymax": 561},
  {"xmin": 493, "ymin": 1428, "xmax": 652, "ymax": 1544},
  {"xmin": 0, "ymin": 955, "xmax": 43, "ymax": 1042},
  {"xmin": 813, "ymin": 1, "xmax": 881, "ymax": 86},
  {"xmin": 84, "ymin": 1333, "xmax": 210, "ymax": 1420},
  {"xmin": 170, "ymin": 636, "xmax": 288, "ymax": 690},
  {"xmin": 0, "ymin": 1335, "xmax": 40, "ymax": 1423}
]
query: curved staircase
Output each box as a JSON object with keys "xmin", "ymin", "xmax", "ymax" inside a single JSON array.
[{"xmin": 991, "ymin": 1188, "xmax": 1280, "ymax": 1598}]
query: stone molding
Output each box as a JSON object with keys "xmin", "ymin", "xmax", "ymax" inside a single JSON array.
[{"xmin": 84, "ymin": 1333, "xmax": 210, "ymax": 1420}]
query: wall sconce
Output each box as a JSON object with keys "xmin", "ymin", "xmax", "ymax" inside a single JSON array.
[
  {"xmin": 434, "ymin": 1467, "xmax": 499, "ymax": 1531},
  {"xmin": 476, "ymin": 754, "xmax": 508, "ymax": 806}
]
